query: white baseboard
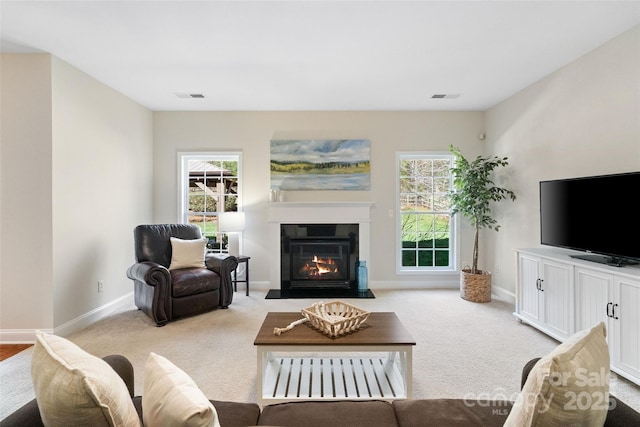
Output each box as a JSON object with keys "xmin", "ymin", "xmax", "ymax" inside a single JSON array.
[
  {"xmin": 491, "ymin": 285, "xmax": 516, "ymax": 304},
  {"xmin": 0, "ymin": 329, "xmax": 54, "ymax": 344},
  {"xmin": 374, "ymin": 280, "xmax": 458, "ymax": 289},
  {"xmin": 0, "ymin": 292, "xmax": 134, "ymax": 344}
]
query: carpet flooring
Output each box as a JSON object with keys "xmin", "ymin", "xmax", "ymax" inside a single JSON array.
[{"xmin": 2, "ymin": 288, "xmax": 640, "ymax": 419}]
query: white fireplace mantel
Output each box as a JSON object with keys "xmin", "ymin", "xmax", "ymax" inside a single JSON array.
[{"xmin": 267, "ymin": 202, "xmax": 374, "ymax": 288}]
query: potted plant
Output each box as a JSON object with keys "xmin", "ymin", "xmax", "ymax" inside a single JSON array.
[{"xmin": 449, "ymin": 145, "xmax": 516, "ymax": 302}]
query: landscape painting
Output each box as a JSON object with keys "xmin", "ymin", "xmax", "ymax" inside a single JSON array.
[{"xmin": 270, "ymin": 139, "xmax": 371, "ymax": 190}]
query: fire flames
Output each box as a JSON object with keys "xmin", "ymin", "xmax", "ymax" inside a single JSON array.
[{"xmin": 299, "ymin": 255, "xmax": 339, "ymax": 278}]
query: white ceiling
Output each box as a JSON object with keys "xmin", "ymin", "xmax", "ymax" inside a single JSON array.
[{"xmin": 2, "ymin": 1, "xmax": 640, "ymax": 111}]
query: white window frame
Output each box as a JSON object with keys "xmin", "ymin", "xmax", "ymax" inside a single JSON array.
[
  {"xmin": 177, "ymin": 151, "xmax": 243, "ymax": 254},
  {"xmin": 396, "ymin": 151, "xmax": 458, "ymax": 274}
]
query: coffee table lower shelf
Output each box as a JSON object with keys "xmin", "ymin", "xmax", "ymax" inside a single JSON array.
[{"xmin": 259, "ymin": 352, "xmax": 410, "ymax": 406}]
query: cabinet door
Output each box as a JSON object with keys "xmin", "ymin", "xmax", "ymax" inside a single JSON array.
[
  {"xmin": 518, "ymin": 254, "xmax": 541, "ymax": 322},
  {"xmin": 540, "ymin": 259, "xmax": 573, "ymax": 340},
  {"xmin": 611, "ymin": 276, "xmax": 640, "ymax": 383},
  {"xmin": 575, "ymin": 267, "xmax": 611, "ymax": 333}
]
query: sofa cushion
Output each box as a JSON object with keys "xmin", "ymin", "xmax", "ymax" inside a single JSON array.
[
  {"xmin": 208, "ymin": 400, "xmax": 262, "ymax": 426},
  {"xmin": 258, "ymin": 400, "xmax": 397, "ymax": 427},
  {"xmin": 504, "ymin": 322, "xmax": 610, "ymax": 427},
  {"xmin": 393, "ymin": 398, "xmax": 512, "ymax": 427},
  {"xmin": 143, "ymin": 352, "xmax": 220, "ymax": 427},
  {"xmin": 31, "ymin": 331, "xmax": 140, "ymax": 427},
  {"xmin": 169, "ymin": 237, "xmax": 207, "ymax": 270}
]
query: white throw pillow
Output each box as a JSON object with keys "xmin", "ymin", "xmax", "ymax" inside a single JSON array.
[
  {"xmin": 143, "ymin": 352, "xmax": 220, "ymax": 427},
  {"xmin": 169, "ymin": 237, "xmax": 207, "ymax": 270},
  {"xmin": 504, "ymin": 322, "xmax": 610, "ymax": 427},
  {"xmin": 31, "ymin": 331, "xmax": 141, "ymax": 427}
]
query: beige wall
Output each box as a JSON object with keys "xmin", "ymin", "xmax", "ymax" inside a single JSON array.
[
  {"xmin": 153, "ymin": 111, "xmax": 485, "ymax": 288},
  {"xmin": 1, "ymin": 54, "xmax": 54, "ymax": 332},
  {"xmin": 0, "ymin": 54, "xmax": 153, "ymax": 340},
  {"xmin": 484, "ymin": 25, "xmax": 640, "ymax": 295},
  {"xmin": 51, "ymin": 57, "xmax": 154, "ymax": 327}
]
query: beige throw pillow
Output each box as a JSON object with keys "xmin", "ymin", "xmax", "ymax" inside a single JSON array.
[
  {"xmin": 31, "ymin": 331, "xmax": 141, "ymax": 427},
  {"xmin": 169, "ymin": 237, "xmax": 207, "ymax": 270},
  {"xmin": 143, "ymin": 352, "xmax": 220, "ymax": 427},
  {"xmin": 504, "ymin": 322, "xmax": 610, "ymax": 427}
]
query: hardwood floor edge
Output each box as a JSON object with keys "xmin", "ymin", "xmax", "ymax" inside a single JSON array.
[{"xmin": 0, "ymin": 344, "xmax": 32, "ymax": 361}]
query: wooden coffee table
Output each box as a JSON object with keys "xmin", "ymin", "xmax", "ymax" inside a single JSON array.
[{"xmin": 254, "ymin": 312, "xmax": 415, "ymax": 407}]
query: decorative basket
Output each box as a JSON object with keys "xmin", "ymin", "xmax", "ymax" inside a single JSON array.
[
  {"xmin": 301, "ymin": 300, "xmax": 370, "ymax": 338},
  {"xmin": 460, "ymin": 269, "xmax": 492, "ymax": 303}
]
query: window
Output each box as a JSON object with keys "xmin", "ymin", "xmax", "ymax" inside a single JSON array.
[
  {"xmin": 397, "ymin": 152, "xmax": 455, "ymax": 271},
  {"xmin": 178, "ymin": 152, "xmax": 242, "ymax": 254}
]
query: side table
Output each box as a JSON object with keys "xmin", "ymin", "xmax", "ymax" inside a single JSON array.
[{"xmin": 233, "ymin": 255, "xmax": 250, "ymax": 296}]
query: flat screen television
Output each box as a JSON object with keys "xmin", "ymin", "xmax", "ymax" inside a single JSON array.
[{"xmin": 539, "ymin": 171, "xmax": 640, "ymax": 267}]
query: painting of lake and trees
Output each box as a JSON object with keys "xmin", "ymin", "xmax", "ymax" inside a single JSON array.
[{"xmin": 270, "ymin": 139, "xmax": 370, "ymax": 190}]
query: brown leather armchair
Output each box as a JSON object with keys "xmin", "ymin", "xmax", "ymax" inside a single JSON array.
[{"xmin": 126, "ymin": 224, "xmax": 238, "ymax": 326}]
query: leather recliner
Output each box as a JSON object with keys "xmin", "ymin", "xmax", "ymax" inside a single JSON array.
[{"xmin": 126, "ymin": 224, "xmax": 238, "ymax": 326}]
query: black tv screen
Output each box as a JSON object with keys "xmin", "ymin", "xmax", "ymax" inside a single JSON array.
[{"xmin": 540, "ymin": 172, "xmax": 640, "ymax": 267}]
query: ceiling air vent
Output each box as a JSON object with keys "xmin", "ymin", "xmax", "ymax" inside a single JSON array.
[
  {"xmin": 431, "ymin": 93, "xmax": 461, "ymax": 99},
  {"xmin": 174, "ymin": 93, "xmax": 205, "ymax": 99}
]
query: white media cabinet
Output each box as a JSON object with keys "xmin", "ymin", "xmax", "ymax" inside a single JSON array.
[{"xmin": 515, "ymin": 247, "xmax": 640, "ymax": 386}]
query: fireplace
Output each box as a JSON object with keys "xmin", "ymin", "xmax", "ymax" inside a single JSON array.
[
  {"xmin": 267, "ymin": 201, "xmax": 373, "ymax": 298},
  {"xmin": 280, "ymin": 224, "xmax": 359, "ymax": 296},
  {"xmin": 289, "ymin": 238, "xmax": 351, "ymax": 285}
]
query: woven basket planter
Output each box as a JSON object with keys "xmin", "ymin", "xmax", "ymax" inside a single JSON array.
[{"xmin": 460, "ymin": 269, "xmax": 492, "ymax": 303}]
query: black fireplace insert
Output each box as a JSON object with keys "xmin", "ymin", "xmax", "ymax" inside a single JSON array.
[
  {"xmin": 280, "ymin": 223, "xmax": 359, "ymax": 297},
  {"xmin": 289, "ymin": 237, "xmax": 351, "ymax": 287}
]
